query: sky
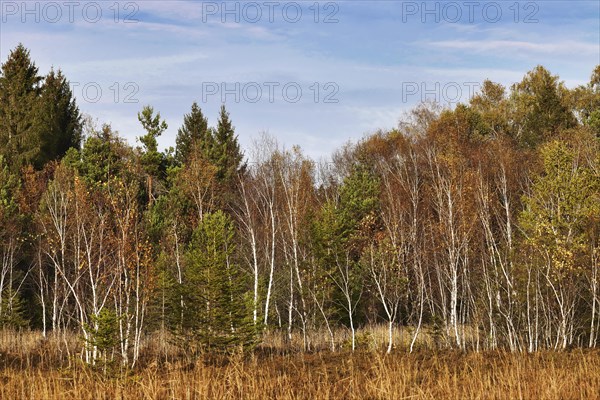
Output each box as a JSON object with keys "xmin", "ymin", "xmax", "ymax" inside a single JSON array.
[{"xmin": 1, "ymin": 0, "xmax": 599, "ymax": 160}]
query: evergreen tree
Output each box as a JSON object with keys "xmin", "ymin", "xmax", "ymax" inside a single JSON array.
[
  {"xmin": 138, "ymin": 105, "xmax": 167, "ymax": 177},
  {"xmin": 175, "ymin": 102, "xmax": 210, "ymax": 164},
  {"xmin": 0, "ymin": 44, "xmax": 42, "ymax": 171},
  {"xmin": 313, "ymin": 165, "xmax": 380, "ymax": 335},
  {"xmin": 37, "ymin": 68, "xmax": 82, "ymax": 166},
  {"xmin": 0, "ymin": 155, "xmax": 27, "ymax": 328},
  {"xmin": 338, "ymin": 164, "xmax": 381, "ymax": 250},
  {"xmin": 172, "ymin": 210, "xmax": 256, "ymax": 352},
  {"xmin": 0, "ymin": 45, "xmax": 81, "ymax": 171},
  {"xmin": 137, "ymin": 105, "xmax": 168, "ymax": 202},
  {"xmin": 212, "ymin": 104, "xmax": 245, "ymax": 184},
  {"xmin": 73, "ymin": 124, "xmax": 127, "ymax": 186}
]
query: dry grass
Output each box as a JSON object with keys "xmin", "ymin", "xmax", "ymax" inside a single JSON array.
[{"xmin": 1, "ymin": 329, "xmax": 599, "ymax": 399}]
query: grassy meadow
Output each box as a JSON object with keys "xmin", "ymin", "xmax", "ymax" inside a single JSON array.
[{"xmin": 1, "ymin": 328, "xmax": 599, "ymax": 399}]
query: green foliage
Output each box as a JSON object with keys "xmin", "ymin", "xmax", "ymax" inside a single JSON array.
[
  {"xmin": 510, "ymin": 66, "xmax": 576, "ymax": 147},
  {"xmin": 586, "ymin": 110, "xmax": 600, "ymax": 138},
  {"xmin": 572, "ymin": 65, "xmax": 600, "ymax": 132},
  {"xmin": 85, "ymin": 309, "xmax": 120, "ymax": 354},
  {"xmin": 175, "ymin": 102, "xmax": 210, "ymax": 165},
  {"xmin": 470, "ymin": 80, "xmax": 510, "ymax": 137},
  {"xmin": 0, "ymin": 155, "xmax": 20, "ymax": 216},
  {"xmin": 0, "ymin": 45, "xmax": 80, "ymax": 171},
  {"xmin": 212, "ymin": 105, "xmax": 246, "ymax": 185},
  {"xmin": 0, "ymin": 156, "xmax": 26, "ymax": 330},
  {"xmin": 434, "ymin": 104, "xmax": 490, "ymax": 142},
  {"xmin": 312, "ymin": 165, "xmax": 380, "ymax": 325},
  {"xmin": 138, "ymin": 105, "xmax": 168, "ymax": 179},
  {"xmin": 520, "ymin": 140, "xmax": 599, "ymax": 279},
  {"xmin": 170, "ymin": 211, "xmax": 257, "ymax": 353},
  {"xmin": 71, "ymin": 124, "xmax": 127, "ymax": 187},
  {"xmin": 0, "ymin": 293, "xmax": 29, "ymax": 329},
  {"xmin": 36, "ymin": 68, "xmax": 82, "ymax": 165},
  {"xmin": 2, "ymin": 46, "xmax": 600, "ymax": 354},
  {"xmin": 83, "ymin": 309, "xmax": 120, "ymax": 371},
  {"xmin": 0, "ymin": 44, "xmax": 42, "ymax": 171},
  {"xmin": 338, "ymin": 164, "xmax": 381, "ymax": 249}
]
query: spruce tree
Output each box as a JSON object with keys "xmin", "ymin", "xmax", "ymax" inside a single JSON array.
[
  {"xmin": 0, "ymin": 45, "xmax": 81, "ymax": 171},
  {"xmin": 0, "ymin": 155, "xmax": 28, "ymax": 328},
  {"xmin": 213, "ymin": 104, "xmax": 245, "ymax": 184},
  {"xmin": 37, "ymin": 68, "xmax": 82, "ymax": 166},
  {"xmin": 174, "ymin": 211, "xmax": 256, "ymax": 352},
  {"xmin": 0, "ymin": 44, "xmax": 42, "ymax": 171},
  {"xmin": 175, "ymin": 102, "xmax": 210, "ymax": 165},
  {"xmin": 74, "ymin": 124, "xmax": 126, "ymax": 186}
]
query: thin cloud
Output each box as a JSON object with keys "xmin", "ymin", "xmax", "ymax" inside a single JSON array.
[{"xmin": 428, "ymin": 40, "xmax": 598, "ymax": 56}]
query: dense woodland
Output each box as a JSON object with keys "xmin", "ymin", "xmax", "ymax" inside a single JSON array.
[{"xmin": 0, "ymin": 44, "xmax": 599, "ymax": 366}]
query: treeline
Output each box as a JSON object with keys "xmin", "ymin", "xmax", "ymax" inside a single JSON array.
[{"xmin": 0, "ymin": 44, "xmax": 599, "ymax": 365}]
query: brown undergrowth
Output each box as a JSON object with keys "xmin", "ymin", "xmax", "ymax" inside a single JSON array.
[{"xmin": 1, "ymin": 329, "xmax": 599, "ymax": 399}]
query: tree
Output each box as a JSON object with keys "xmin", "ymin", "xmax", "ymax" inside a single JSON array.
[
  {"xmin": 212, "ymin": 105, "xmax": 245, "ymax": 186},
  {"xmin": 83, "ymin": 308, "xmax": 119, "ymax": 371},
  {"xmin": 572, "ymin": 65, "xmax": 600, "ymax": 138},
  {"xmin": 75, "ymin": 124, "xmax": 128, "ymax": 186},
  {"xmin": 363, "ymin": 237, "xmax": 406, "ymax": 353},
  {"xmin": 376, "ymin": 142, "xmax": 424, "ymax": 352},
  {"xmin": 426, "ymin": 145, "xmax": 475, "ymax": 349},
  {"xmin": 137, "ymin": 105, "xmax": 168, "ymax": 203},
  {"xmin": 177, "ymin": 147, "xmax": 217, "ymax": 225},
  {"xmin": 510, "ymin": 66, "xmax": 576, "ymax": 147},
  {"xmin": 274, "ymin": 146, "xmax": 314, "ymax": 348},
  {"xmin": 0, "ymin": 46, "xmax": 81, "ymax": 171},
  {"xmin": 0, "ymin": 156, "xmax": 27, "ymax": 328},
  {"xmin": 106, "ymin": 172, "xmax": 154, "ymax": 367},
  {"xmin": 313, "ymin": 164, "xmax": 380, "ymax": 351},
  {"xmin": 36, "ymin": 68, "xmax": 82, "ymax": 165},
  {"xmin": 175, "ymin": 102, "xmax": 210, "ymax": 165},
  {"xmin": 520, "ymin": 139, "xmax": 599, "ymax": 349},
  {"xmin": 246, "ymin": 135, "xmax": 279, "ymax": 328},
  {"xmin": 173, "ymin": 211, "xmax": 256, "ymax": 352},
  {"xmin": 0, "ymin": 44, "xmax": 42, "ymax": 171},
  {"xmin": 470, "ymin": 80, "xmax": 510, "ymax": 138}
]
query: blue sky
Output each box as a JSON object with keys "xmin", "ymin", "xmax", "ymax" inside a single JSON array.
[{"xmin": 1, "ymin": 1, "xmax": 599, "ymax": 159}]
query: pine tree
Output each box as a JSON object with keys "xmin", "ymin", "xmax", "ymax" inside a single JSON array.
[
  {"xmin": 138, "ymin": 105, "xmax": 168, "ymax": 202},
  {"xmin": 0, "ymin": 44, "xmax": 42, "ymax": 171},
  {"xmin": 175, "ymin": 102, "xmax": 210, "ymax": 165}
]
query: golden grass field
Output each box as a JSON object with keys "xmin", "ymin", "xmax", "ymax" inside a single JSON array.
[{"xmin": 1, "ymin": 329, "xmax": 599, "ymax": 399}]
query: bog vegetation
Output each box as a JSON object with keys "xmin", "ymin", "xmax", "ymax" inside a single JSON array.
[{"xmin": 0, "ymin": 44, "xmax": 599, "ymax": 397}]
